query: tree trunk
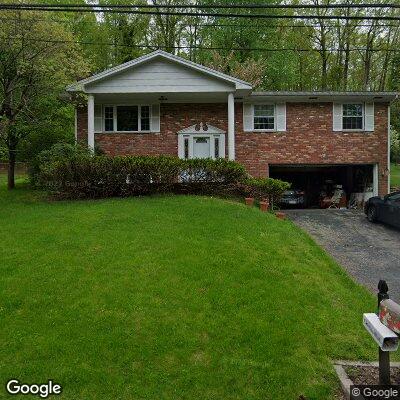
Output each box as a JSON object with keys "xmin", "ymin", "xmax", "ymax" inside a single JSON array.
[
  {"xmin": 343, "ymin": 40, "xmax": 350, "ymax": 90},
  {"xmin": 8, "ymin": 147, "xmax": 16, "ymax": 190}
]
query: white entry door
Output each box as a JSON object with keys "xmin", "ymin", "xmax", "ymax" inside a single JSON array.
[{"xmin": 193, "ymin": 137, "xmax": 211, "ymax": 159}]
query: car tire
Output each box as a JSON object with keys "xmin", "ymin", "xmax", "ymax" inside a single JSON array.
[{"xmin": 367, "ymin": 205, "xmax": 377, "ymax": 222}]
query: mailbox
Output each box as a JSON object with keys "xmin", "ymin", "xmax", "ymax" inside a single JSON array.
[
  {"xmin": 363, "ymin": 313, "xmax": 399, "ymax": 352},
  {"xmin": 379, "ymin": 299, "xmax": 400, "ymax": 335}
]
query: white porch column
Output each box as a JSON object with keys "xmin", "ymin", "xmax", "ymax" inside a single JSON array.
[
  {"xmin": 87, "ymin": 94, "xmax": 95, "ymax": 151},
  {"xmin": 227, "ymin": 92, "xmax": 235, "ymax": 160}
]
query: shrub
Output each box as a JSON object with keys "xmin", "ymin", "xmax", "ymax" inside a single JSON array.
[
  {"xmin": 34, "ymin": 147, "xmax": 289, "ymax": 203},
  {"xmin": 35, "ymin": 152, "xmax": 247, "ymax": 199},
  {"xmin": 245, "ymin": 177, "xmax": 291, "ymax": 205},
  {"xmin": 29, "ymin": 143, "xmax": 91, "ymax": 185},
  {"xmin": 177, "ymin": 158, "xmax": 247, "ymax": 195}
]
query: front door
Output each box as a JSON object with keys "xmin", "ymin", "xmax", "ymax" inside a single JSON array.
[{"xmin": 193, "ymin": 137, "xmax": 210, "ymax": 159}]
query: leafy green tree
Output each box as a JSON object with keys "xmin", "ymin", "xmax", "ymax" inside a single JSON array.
[
  {"xmin": 390, "ymin": 129, "xmax": 400, "ymax": 164},
  {"xmin": 0, "ymin": 9, "xmax": 88, "ymax": 189}
]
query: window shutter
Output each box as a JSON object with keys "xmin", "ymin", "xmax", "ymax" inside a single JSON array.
[
  {"xmin": 333, "ymin": 103, "xmax": 343, "ymax": 131},
  {"xmin": 151, "ymin": 104, "xmax": 160, "ymax": 132},
  {"xmin": 243, "ymin": 103, "xmax": 254, "ymax": 132},
  {"xmin": 364, "ymin": 102, "xmax": 374, "ymax": 131},
  {"xmin": 94, "ymin": 105, "xmax": 102, "ymax": 132},
  {"xmin": 177, "ymin": 135, "xmax": 184, "ymax": 159},
  {"xmin": 276, "ymin": 103, "xmax": 286, "ymax": 131}
]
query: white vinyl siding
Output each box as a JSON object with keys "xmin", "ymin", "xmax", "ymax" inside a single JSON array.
[
  {"xmin": 85, "ymin": 59, "xmax": 235, "ymax": 94},
  {"xmin": 101, "ymin": 104, "xmax": 159, "ymax": 133}
]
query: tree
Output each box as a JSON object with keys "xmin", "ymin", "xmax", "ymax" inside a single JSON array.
[
  {"xmin": 390, "ymin": 129, "xmax": 400, "ymax": 164},
  {"xmin": 0, "ymin": 9, "xmax": 88, "ymax": 189}
]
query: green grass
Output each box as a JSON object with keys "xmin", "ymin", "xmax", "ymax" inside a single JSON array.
[
  {"xmin": 0, "ymin": 176, "xmax": 377, "ymax": 400},
  {"xmin": 391, "ymin": 163, "xmax": 400, "ymax": 188}
]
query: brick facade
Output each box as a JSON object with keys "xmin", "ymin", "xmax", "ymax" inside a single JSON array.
[
  {"xmin": 235, "ymin": 102, "xmax": 389, "ymax": 195},
  {"xmin": 76, "ymin": 101, "xmax": 389, "ymax": 195}
]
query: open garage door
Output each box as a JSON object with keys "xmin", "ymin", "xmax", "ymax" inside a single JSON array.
[{"xmin": 269, "ymin": 164, "xmax": 375, "ymax": 208}]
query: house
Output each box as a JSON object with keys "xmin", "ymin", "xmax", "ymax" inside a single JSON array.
[{"xmin": 67, "ymin": 50, "xmax": 398, "ymax": 203}]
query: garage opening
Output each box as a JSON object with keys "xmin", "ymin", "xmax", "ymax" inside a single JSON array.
[{"xmin": 269, "ymin": 164, "xmax": 375, "ymax": 208}]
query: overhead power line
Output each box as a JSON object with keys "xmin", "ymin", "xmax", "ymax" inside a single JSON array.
[
  {"xmin": 2, "ymin": 2, "xmax": 400, "ymax": 9},
  {"xmin": 2, "ymin": 2, "xmax": 400, "ymax": 10},
  {"xmin": 1, "ymin": 5, "xmax": 400, "ymax": 21},
  {"xmin": 5, "ymin": 36, "xmax": 400, "ymax": 53},
  {"xmin": 1, "ymin": 16, "xmax": 399, "ymax": 29}
]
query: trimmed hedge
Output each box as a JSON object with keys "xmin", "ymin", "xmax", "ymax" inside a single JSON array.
[
  {"xmin": 34, "ymin": 153, "xmax": 246, "ymax": 199},
  {"xmin": 32, "ymin": 144, "xmax": 290, "ymax": 202},
  {"xmin": 244, "ymin": 177, "xmax": 291, "ymax": 206}
]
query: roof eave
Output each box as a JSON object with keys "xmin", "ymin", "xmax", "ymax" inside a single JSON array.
[{"xmin": 248, "ymin": 91, "xmax": 400, "ymax": 102}]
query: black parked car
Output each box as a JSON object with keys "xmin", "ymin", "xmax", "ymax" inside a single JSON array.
[
  {"xmin": 280, "ymin": 189, "xmax": 306, "ymax": 207},
  {"xmin": 364, "ymin": 191, "xmax": 400, "ymax": 228}
]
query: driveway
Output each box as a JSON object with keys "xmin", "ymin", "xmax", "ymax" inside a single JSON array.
[{"xmin": 286, "ymin": 209, "xmax": 400, "ymax": 303}]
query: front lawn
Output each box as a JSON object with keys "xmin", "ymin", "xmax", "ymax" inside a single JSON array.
[
  {"xmin": 0, "ymin": 177, "xmax": 376, "ymax": 399},
  {"xmin": 391, "ymin": 163, "xmax": 400, "ymax": 188}
]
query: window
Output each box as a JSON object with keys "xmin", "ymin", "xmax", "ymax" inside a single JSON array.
[
  {"xmin": 214, "ymin": 136, "xmax": 219, "ymax": 159},
  {"xmin": 343, "ymin": 104, "xmax": 363, "ymax": 130},
  {"xmin": 141, "ymin": 106, "xmax": 150, "ymax": 131},
  {"xmin": 184, "ymin": 137, "xmax": 189, "ymax": 159},
  {"xmin": 117, "ymin": 106, "xmax": 138, "ymax": 131},
  {"xmin": 254, "ymin": 104, "xmax": 275, "ymax": 130},
  {"xmin": 104, "ymin": 106, "xmax": 114, "ymax": 132},
  {"xmin": 104, "ymin": 105, "xmax": 151, "ymax": 132}
]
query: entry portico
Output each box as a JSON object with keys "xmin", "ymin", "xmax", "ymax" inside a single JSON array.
[{"xmin": 68, "ymin": 50, "xmax": 252, "ymax": 160}]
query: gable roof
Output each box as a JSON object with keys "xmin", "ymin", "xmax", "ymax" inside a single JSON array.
[{"xmin": 67, "ymin": 50, "xmax": 253, "ymax": 92}]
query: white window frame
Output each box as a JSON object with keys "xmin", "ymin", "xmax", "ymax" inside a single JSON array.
[
  {"xmin": 253, "ymin": 104, "xmax": 276, "ymax": 132},
  {"xmin": 342, "ymin": 103, "xmax": 364, "ymax": 131},
  {"xmin": 103, "ymin": 104, "xmax": 152, "ymax": 133}
]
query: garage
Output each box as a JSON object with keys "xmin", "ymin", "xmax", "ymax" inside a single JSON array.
[{"xmin": 269, "ymin": 164, "xmax": 376, "ymax": 208}]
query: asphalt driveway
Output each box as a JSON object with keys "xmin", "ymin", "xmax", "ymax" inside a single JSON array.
[{"xmin": 286, "ymin": 209, "xmax": 400, "ymax": 303}]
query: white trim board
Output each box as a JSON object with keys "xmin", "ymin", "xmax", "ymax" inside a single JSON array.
[{"xmin": 177, "ymin": 123, "xmax": 225, "ymax": 135}]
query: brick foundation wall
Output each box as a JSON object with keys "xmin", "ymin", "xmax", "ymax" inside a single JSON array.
[{"xmin": 76, "ymin": 101, "xmax": 389, "ymax": 195}]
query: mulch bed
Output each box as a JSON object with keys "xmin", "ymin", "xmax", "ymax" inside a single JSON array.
[{"xmin": 344, "ymin": 365, "xmax": 400, "ymax": 385}]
